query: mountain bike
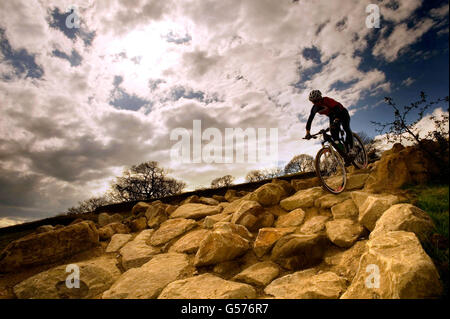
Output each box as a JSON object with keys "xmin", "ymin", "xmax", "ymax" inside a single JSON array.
[{"xmin": 304, "ymin": 128, "xmax": 368, "ymax": 194}]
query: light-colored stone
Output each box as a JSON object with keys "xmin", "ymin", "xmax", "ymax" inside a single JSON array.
[
  {"xmin": 181, "ymin": 195, "xmax": 199, "ymax": 204},
  {"xmin": 145, "ymin": 203, "xmax": 168, "ymax": 228},
  {"xmin": 213, "ymin": 222, "xmax": 253, "ymax": 240},
  {"xmin": 170, "ymin": 203, "xmax": 223, "ymax": 220},
  {"xmin": 253, "ymin": 227, "xmax": 297, "ymax": 257},
  {"xmin": 280, "ymin": 187, "xmax": 324, "ymax": 211},
  {"xmin": 14, "ymin": 256, "xmax": 121, "ymax": 299},
  {"xmin": 98, "ymin": 222, "xmax": 130, "ymax": 241},
  {"xmin": 120, "ymin": 229, "xmax": 161, "ymax": 270},
  {"xmin": 198, "ymin": 197, "xmax": 220, "ymax": 205},
  {"xmin": 0, "ymin": 221, "xmax": 99, "ymax": 272},
  {"xmin": 271, "ymin": 233, "xmax": 328, "ymax": 270},
  {"xmin": 325, "ymin": 219, "xmax": 364, "ymax": 248},
  {"xmin": 350, "ymin": 191, "xmax": 371, "ymax": 209},
  {"xmin": 36, "ymin": 225, "xmax": 54, "ymax": 233},
  {"xmin": 102, "ymin": 253, "xmax": 193, "ymax": 299},
  {"xmin": 203, "ymin": 213, "xmax": 232, "ymax": 228},
  {"xmin": 231, "ymin": 200, "xmax": 264, "ymax": 222},
  {"xmin": 129, "ymin": 217, "xmax": 148, "ymax": 232},
  {"xmin": 290, "ymin": 177, "xmax": 320, "ymax": 191},
  {"xmin": 106, "ymin": 234, "xmax": 133, "ymax": 253},
  {"xmin": 346, "ymin": 173, "xmax": 369, "ymax": 190},
  {"xmin": 314, "ymin": 192, "xmax": 351, "ymax": 209},
  {"xmin": 169, "ymin": 229, "xmax": 211, "ymax": 254},
  {"xmin": 98, "ymin": 213, "xmax": 112, "ymax": 227},
  {"xmin": 275, "ymin": 208, "xmax": 305, "ymax": 227},
  {"xmin": 299, "ymin": 215, "xmax": 330, "ymax": 234},
  {"xmin": 358, "ymin": 194, "xmax": 399, "ymax": 231},
  {"xmin": 131, "ymin": 202, "xmax": 151, "ymax": 216},
  {"xmin": 194, "ymin": 231, "xmax": 250, "ymax": 266},
  {"xmin": 341, "ymin": 231, "xmax": 443, "ymax": 299},
  {"xmin": 233, "ymin": 261, "xmax": 280, "ymax": 286},
  {"xmin": 252, "ymin": 212, "xmax": 275, "ymax": 231},
  {"xmin": 265, "ymin": 205, "xmax": 288, "ymax": 217},
  {"xmin": 254, "ymin": 183, "xmax": 286, "ymax": 206},
  {"xmin": 324, "ymin": 240, "xmax": 367, "ymax": 281},
  {"xmin": 265, "ymin": 269, "xmax": 347, "ymax": 299},
  {"xmin": 331, "ymin": 199, "xmax": 359, "ymax": 220},
  {"xmin": 370, "ymin": 204, "xmax": 435, "ymax": 242},
  {"xmin": 149, "ymin": 218, "xmax": 197, "ymax": 246},
  {"xmin": 158, "ymin": 273, "xmax": 256, "ymax": 299}
]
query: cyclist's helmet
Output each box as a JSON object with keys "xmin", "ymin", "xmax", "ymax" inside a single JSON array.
[{"xmin": 309, "ymin": 90, "xmax": 322, "ymax": 102}]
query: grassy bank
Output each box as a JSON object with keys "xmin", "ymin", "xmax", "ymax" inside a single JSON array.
[{"xmin": 406, "ymin": 183, "xmax": 449, "ymax": 298}]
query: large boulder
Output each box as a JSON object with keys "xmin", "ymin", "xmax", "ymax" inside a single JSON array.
[
  {"xmin": 364, "ymin": 143, "xmax": 439, "ymax": 193},
  {"xmin": 0, "ymin": 221, "xmax": 99, "ymax": 272},
  {"xmin": 274, "ymin": 208, "xmax": 305, "ymax": 227},
  {"xmin": 341, "ymin": 231, "xmax": 443, "ymax": 299},
  {"xmin": 324, "ymin": 240, "xmax": 367, "ymax": 281},
  {"xmin": 265, "ymin": 269, "xmax": 347, "ymax": 299},
  {"xmin": 254, "ymin": 183, "xmax": 286, "ymax": 206},
  {"xmin": 131, "ymin": 202, "xmax": 151, "ymax": 216},
  {"xmin": 158, "ymin": 273, "xmax": 256, "ymax": 299},
  {"xmin": 213, "ymin": 222, "xmax": 253, "ymax": 241},
  {"xmin": 149, "ymin": 218, "xmax": 197, "ymax": 246},
  {"xmin": 14, "ymin": 256, "xmax": 120, "ymax": 299},
  {"xmin": 98, "ymin": 213, "xmax": 123, "ymax": 227},
  {"xmin": 198, "ymin": 197, "xmax": 220, "ymax": 206},
  {"xmin": 358, "ymin": 194, "xmax": 399, "ymax": 231},
  {"xmin": 270, "ymin": 233, "xmax": 328, "ymax": 270},
  {"xmin": 194, "ymin": 231, "xmax": 250, "ymax": 267},
  {"xmin": 325, "ymin": 219, "xmax": 364, "ymax": 248},
  {"xmin": 331, "ymin": 199, "xmax": 359, "ymax": 220},
  {"xmin": 98, "ymin": 222, "xmax": 130, "ymax": 241},
  {"xmin": 253, "ymin": 227, "xmax": 297, "ymax": 257},
  {"xmin": 168, "ymin": 229, "xmax": 211, "ymax": 254},
  {"xmin": 370, "ymin": 204, "xmax": 435, "ymax": 242},
  {"xmin": 203, "ymin": 213, "xmax": 232, "ymax": 229},
  {"xmin": 102, "ymin": 253, "xmax": 193, "ymax": 299},
  {"xmin": 230, "ymin": 200, "xmax": 264, "ymax": 230},
  {"xmin": 145, "ymin": 203, "xmax": 168, "ymax": 228},
  {"xmin": 106, "ymin": 234, "xmax": 133, "ymax": 253},
  {"xmin": 170, "ymin": 203, "xmax": 223, "ymax": 220},
  {"xmin": 119, "ymin": 230, "xmax": 161, "ymax": 270},
  {"xmin": 233, "ymin": 261, "xmax": 280, "ymax": 286},
  {"xmin": 128, "ymin": 217, "xmax": 148, "ymax": 233},
  {"xmin": 345, "ymin": 173, "xmax": 369, "ymax": 190},
  {"xmin": 314, "ymin": 192, "xmax": 351, "ymax": 209},
  {"xmin": 280, "ymin": 187, "xmax": 324, "ymax": 211},
  {"xmin": 290, "ymin": 177, "xmax": 320, "ymax": 191},
  {"xmin": 299, "ymin": 215, "xmax": 330, "ymax": 234}
]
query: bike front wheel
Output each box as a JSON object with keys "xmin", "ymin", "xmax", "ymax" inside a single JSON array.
[{"xmin": 315, "ymin": 147, "xmax": 347, "ymax": 194}]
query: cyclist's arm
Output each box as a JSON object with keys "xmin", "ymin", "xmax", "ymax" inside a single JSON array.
[{"xmin": 306, "ymin": 105, "xmax": 319, "ymax": 132}]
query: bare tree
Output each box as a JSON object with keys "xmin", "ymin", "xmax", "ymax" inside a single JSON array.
[
  {"xmin": 67, "ymin": 196, "xmax": 114, "ymax": 214},
  {"xmin": 245, "ymin": 167, "xmax": 284, "ymax": 182},
  {"xmin": 371, "ymin": 92, "xmax": 449, "ymax": 178},
  {"xmin": 108, "ymin": 161, "xmax": 186, "ymax": 201},
  {"xmin": 211, "ymin": 175, "xmax": 235, "ymax": 188},
  {"xmin": 284, "ymin": 154, "xmax": 314, "ymax": 174}
]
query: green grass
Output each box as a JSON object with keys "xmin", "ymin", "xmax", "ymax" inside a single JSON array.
[{"xmin": 406, "ymin": 183, "xmax": 449, "ymax": 298}]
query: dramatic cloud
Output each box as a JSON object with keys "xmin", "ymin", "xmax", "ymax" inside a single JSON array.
[{"xmin": 0, "ymin": 0, "xmax": 448, "ymax": 225}]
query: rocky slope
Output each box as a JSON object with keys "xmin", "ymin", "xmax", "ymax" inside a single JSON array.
[{"xmin": 0, "ymin": 143, "xmax": 445, "ymax": 299}]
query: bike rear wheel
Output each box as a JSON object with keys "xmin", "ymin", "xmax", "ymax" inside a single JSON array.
[
  {"xmin": 351, "ymin": 133, "xmax": 368, "ymax": 169},
  {"xmin": 315, "ymin": 147, "xmax": 347, "ymax": 194}
]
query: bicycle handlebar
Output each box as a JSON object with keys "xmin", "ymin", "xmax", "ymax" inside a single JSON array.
[{"xmin": 303, "ymin": 128, "xmax": 330, "ymax": 140}]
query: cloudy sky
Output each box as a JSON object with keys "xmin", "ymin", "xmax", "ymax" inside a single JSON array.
[{"xmin": 0, "ymin": 0, "xmax": 449, "ymax": 227}]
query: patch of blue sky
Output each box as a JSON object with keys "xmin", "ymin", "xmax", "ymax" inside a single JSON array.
[{"xmin": 0, "ymin": 29, "xmax": 44, "ymax": 79}]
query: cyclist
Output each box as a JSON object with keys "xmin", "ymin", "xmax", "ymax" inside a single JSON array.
[{"xmin": 304, "ymin": 90, "xmax": 356, "ymax": 159}]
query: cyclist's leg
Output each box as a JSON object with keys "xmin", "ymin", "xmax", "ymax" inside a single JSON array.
[
  {"xmin": 340, "ymin": 109, "xmax": 353, "ymax": 149},
  {"xmin": 329, "ymin": 115, "xmax": 340, "ymax": 141}
]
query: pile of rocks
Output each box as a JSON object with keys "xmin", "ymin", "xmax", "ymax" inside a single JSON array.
[{"xmin": 0, "ymin": 143, "xmax": 444, "ymax": 299}]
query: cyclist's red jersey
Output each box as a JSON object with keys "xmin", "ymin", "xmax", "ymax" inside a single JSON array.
[{"xmin": 314, "ymin": 97, "xmax": 344, "ymax": 115}]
